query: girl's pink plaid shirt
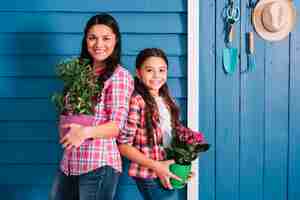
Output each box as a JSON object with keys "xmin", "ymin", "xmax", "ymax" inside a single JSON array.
[
  {"xmin": 117, "ymin": 94, "xmax": 167, "ymax": 178},
  {"xmin": 118, "ymin": 93, "xmax": 206, "ymax": 179},
  {"xmin": 60, "ymin": 66, "xmax": 134, "ymax": 176}
]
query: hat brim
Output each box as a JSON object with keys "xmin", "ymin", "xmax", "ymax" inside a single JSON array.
[{"xmin": 252, "ymin": 0, "xmax": 297, "ymax": 41}]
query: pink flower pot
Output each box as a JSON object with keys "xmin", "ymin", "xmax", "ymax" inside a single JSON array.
[{"xmin": 59, "ymin": 114, "xmax": 94, "ymax": 138}]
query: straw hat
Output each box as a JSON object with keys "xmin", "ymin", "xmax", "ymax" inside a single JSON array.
[{"xmin": 252, "ymin": 0, "xmax": 297, "ymax": 41}]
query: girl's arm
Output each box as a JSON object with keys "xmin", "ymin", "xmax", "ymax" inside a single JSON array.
[{"xmin": 118, "ymin": 144, "xmax": 180, "ymax": 189}]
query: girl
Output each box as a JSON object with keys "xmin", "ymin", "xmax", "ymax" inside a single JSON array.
[
  {"xmin": 118, "ymin": 48, "xmax": 203, "ymax": 200},
  {"xmin": 50, "ymin": 14, "xmax": 134, "ymax": 200}
]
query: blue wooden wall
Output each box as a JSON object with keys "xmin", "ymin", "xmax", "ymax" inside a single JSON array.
[
  {"xmin": 199, "ymin": 1, "xmax": 300, "ymax": 200},
  {"xmin": 0, "ymin": 1, "xmax": 187, "ymax": 199}
]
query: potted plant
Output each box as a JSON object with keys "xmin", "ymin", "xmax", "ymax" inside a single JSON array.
[
  {"xmin": 51, "ymin": 58, "xmax": 102, "ymax": 137},
  {"xmin": 165, "ymin": 124, "xmax": 210, "ymax": 189}
]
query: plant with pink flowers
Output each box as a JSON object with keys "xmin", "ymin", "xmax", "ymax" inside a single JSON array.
[{"xmin": 166, "ymin": 124, "xmax": 210, "ymax": 165}]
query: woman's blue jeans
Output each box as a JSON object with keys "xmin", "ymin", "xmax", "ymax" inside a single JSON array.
[
  {"xmin": 49, "ymin": 166, "xmax": 119, "ymax": 200},
  {"xmin": 134, "ymin": 178, "xmax": 179, "ymax": 200}
]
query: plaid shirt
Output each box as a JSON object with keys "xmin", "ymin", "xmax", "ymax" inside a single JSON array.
[
  {"xmin": 60, "ymin": 65, "xmax": 134, "ymax": 175},
  {"xmin": 118, "ymin": 94, "xmax": 208, "ymax": 179},
  {"xmin": 117, "ymin": 94, "xmax": 169, "ymax": 178}
]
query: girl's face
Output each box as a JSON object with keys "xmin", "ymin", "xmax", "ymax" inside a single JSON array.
[
  {"xmin": 137, "ymin": 56, "xmax": 168, "ymax": 96},
  {"xmin": 86, "ymin": 24, "xmax": 117, "ymax": 67}
]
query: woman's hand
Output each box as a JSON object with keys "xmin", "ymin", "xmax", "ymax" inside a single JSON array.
[
  {"xmin": 152, "ymin": 160, "xmax": 181, "ymax": 189},
  {"xmin": 59, "ymin": 124, "xmax": 87, "ymax": 150}
]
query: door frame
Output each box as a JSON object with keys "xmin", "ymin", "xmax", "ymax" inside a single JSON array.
[{"xmin": 187, "ymin": 0, "xmax": 200, "ymax": 200}]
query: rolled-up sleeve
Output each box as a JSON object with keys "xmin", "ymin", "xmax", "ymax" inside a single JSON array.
[
  {"xmin": 106, "ymin": 70, "xmax": 134, "ymax": 130},
  {"xmin": 117, "ymin": 96, "xmax": 140, "ymax": 145}
]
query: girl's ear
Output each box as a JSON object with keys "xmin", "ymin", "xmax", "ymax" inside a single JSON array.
[{"xmin": 136, "ymin": 69, "xmax": 141, "ymax": 79}]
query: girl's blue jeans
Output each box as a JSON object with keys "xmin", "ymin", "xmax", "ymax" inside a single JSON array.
[
  {"xmin": 49, "ymin": 166, "xmax": 119, "ymax": 200},
  {"xmin": 134, "ymin": 177, "xmax": 179, "ymax": 200}
]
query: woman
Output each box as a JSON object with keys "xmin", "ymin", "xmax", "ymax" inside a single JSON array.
[{"xmin": 50, "ymin": 13, "xmax": 134, "ymax": 200}]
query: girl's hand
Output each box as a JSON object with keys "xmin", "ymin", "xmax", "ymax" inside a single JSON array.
[
  {"xmin": 60, "ymin": 124, "xmax": 87, "ymax": 150},
  {"xmin": 152, "ymin": 160, "xmax": 181, "ymax": 189}
]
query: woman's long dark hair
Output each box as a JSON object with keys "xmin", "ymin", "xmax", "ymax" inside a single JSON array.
[
  {"xmin": 80, "ymin": 13, "xmax": 121, "ymax": 92},
  {"xmin": 135, "ymin": 48, "xmax": 180, "ymax": 145}
]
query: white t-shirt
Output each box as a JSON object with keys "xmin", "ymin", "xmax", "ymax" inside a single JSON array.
[{"xmin": 155, "ymin": 96, "xmax": 172, "ymax": 148}]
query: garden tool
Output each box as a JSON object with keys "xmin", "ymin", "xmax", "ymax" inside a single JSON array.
[
  {"xmin": 246, "ymin": 0, "xmax": 256, "ymax": 72},
  {"xmin": 246, "ymin": 32, "xmax": 256, "ymax": 72},
  {"xmin": 223, "ymin": 0, "xmax": 239, "ymax": 74},
  {"xmin": 223, "ymin": 25, "xmax": 238, "ymax": 74}
]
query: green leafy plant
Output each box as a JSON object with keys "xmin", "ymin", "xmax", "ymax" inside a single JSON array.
[
  {"xmin": 51, "ymin": 58, "xmax": 103, "ymax": 115},
  {"xmin": 166, "ymin": 125, "xmax": 210, "ymax": 165}
]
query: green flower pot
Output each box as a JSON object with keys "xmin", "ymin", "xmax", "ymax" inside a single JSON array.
[{"xmin": 169, "ymin": 163, "xmax": 192, "ymax": 189}]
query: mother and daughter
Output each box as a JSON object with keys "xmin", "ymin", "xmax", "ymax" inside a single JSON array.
[{"xmin": 50, "ymin": 13, "xmax": 208, "ymax": 200}]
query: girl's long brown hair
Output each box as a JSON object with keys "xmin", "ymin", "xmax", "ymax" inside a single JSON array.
[{"xmin": 135, "ymin": 48, "xmax": 180, "ymax": 145}]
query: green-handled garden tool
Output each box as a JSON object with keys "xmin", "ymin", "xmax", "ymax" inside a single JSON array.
[
  {"xmin": 223, "ymin": 0, "xmax": 240, "ymax": 74},
  {"xmin": 223, "ymin": 25, "xmax": 238, "ymax": 74}
]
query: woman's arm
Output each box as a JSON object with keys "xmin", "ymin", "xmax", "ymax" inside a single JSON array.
[
  {"xmin": 60, "ymin": 68, "xmax": 134, "ymax": 149},
  {"xmin": 60, "ymin": 121, "xmax": 119, "ymax": 149}
]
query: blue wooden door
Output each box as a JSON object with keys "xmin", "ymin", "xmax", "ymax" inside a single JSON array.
[{"xmin": 199, "ymin": 1, "xmax": 300, "ymax": 200}]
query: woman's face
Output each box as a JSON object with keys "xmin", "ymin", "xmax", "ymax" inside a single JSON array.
[
  {"xmin": 137, "ymin": 56, "xmax": 168, "ymax": 96},
  {"xmin": 86, "ymin": 24, "xmax": 117, "ymax": 67}
]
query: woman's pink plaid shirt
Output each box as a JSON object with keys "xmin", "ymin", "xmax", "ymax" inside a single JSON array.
[{"xmin": 60, "ymin": 66, "xmax": 134, "ymax": 175}]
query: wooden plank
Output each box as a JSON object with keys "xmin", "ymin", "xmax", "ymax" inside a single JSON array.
[
  {"xmin": 0, "ymin": 185, "xmax": 52, "ymax": 200},
  {"xmin": 0, "ymin": 12, "xmax": 187, "ymax": 34},
  {"xmin": 0, "ymin": 55, "xmax": 58, "ymax": 77},
  {"xmin": 0, "ymin": 34, "xmax": 186, "ymax": 56},
  {"xmin": 239, "ymin": 1, "xmax": 264, "ymax": 200},
  {"xmin": 0, "ymin": 77, "xmax": 62, "ymax": 98},
  {"xmin": 215, "ymin": 0, "xmax": 240, "ymax": 199},
  {"xmin": 288, "ymin": 3, "xmax": 300, "ymax": 199},
  {"xmin": 0, "ymin": 55, "xmax": 186, "ymax": 78},
  {"xmin": 264, "ymin": 41, "xmax": 289, "ymax": 200},
  {"xmin": 0, "ymin": 77, "xmax": 186, "ymax": 98},
  {"xmin": 0, "ymin": 141, "xmax": 61, "ymax": 164},
  {"xmin": 0, "ymin": 165, "xmax": 58, "ymax": 185},
  {"xmin": 0, "ymin": 98, "xmax": 187, "ymax": 121},
  {"xmin": 0, "ymin": 0, "xmax": 186, "ymax": 12},
  {"xmin": 0, "ymin": 121, "xmax": 58, "ymax": 141},
  {"xmin": 198, "ymin": 1, "xmax": 216, "ymax": 200},
  {"xmin": 0, "ymin": 99, "xmax": 56, "ymax": 121}
]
